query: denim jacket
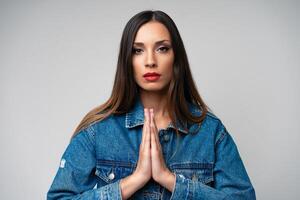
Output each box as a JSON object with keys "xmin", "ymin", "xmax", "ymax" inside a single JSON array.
[{"xmin": 47, "ymin": 97, "xmax": 256, "ymax": 200}]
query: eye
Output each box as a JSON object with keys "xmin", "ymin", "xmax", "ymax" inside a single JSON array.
[
  {"xmin": 157, "ymin": 46, "xmax": 170, "ymax": 52},
  {"xmin": 132, "ymin": 48, "xmax": 143, "ymax": 54}
]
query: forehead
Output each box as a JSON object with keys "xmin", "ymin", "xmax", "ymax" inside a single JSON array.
[{"xmin": 134, "ymin": 21, "xmax": 171, "ymax": 43}]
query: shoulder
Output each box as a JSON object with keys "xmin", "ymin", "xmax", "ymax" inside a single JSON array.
[
  {"xmin": 188, "ymin": 103, "xmax": 230, "ymax": 144},
  {"xmin": 188, "ymin": 101, "xmax": 223, "ymax": 126},
  {"xmin": 79, "ymin": 113, "xmax": 126, "ymax": 137}
]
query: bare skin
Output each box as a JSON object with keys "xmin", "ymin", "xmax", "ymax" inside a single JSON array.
[
  {"xmin": 120, "ymin": 21, "xmax": 176, "ymax": 199},
  {"xmin": 120, "ymin": 108, "xmax": 175, "ymax": 200}
]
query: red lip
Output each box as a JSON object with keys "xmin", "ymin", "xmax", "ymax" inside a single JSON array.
[{"xmin": 143, "ymin": 72, "xmax": 161, "ymax": 77}]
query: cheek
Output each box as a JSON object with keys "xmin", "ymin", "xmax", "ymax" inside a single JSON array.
[
  {"xmin": 166, "ymin": 58, "xmax": 174, "ymax": 68},
  {"xmin": 160, "ymin": 55, "xmax": 174, "ymax": 72},
  {"xmin": 159, "ymin": 52, "xmax": 174, "ymax": 66},
  {"xmin": 163, "ymin": 60, "xmax": 174, "ymax": 81},
  {"xmin": 132, "ymin": 57, "xmax": 143, "ymax": 75},
  {"xmin": 132, "ymin": 63, "xmax": 143, "ymax": 85}
]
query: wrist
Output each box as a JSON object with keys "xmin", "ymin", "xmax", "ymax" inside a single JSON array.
[
  {"xmin": 120, "ymin": 174, "xmax": 145, "ymax": 200},
  {"xmin": 132, "ymin": 172, "xmax": 150, "ymax": 187},
  {"xmin": 157, "ymin": 170, "xmax": 176, "ymax": 192}
]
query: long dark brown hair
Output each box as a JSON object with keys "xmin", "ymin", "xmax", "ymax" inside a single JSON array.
[{"xmin": 71, "ymin": 10, "xmax": 211, "ymax": 139}]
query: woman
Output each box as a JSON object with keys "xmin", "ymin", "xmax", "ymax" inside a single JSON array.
[{"xmin": 47, "ymin": 10, "xmax": 256, "ymax": 200}]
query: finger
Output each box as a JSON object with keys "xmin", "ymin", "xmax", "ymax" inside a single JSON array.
[
  {"xmin": 150, "ymin": 109, "xmax": 158, "ymax": 150},
  {"xmin": 141, "ymin": 108, "xmax": 148, "ymax": 148},
  {"xmin": 152, "ymin": 112, "xmax": 159, "ymax": 133},
  {"xmin": 144, "ymin": 108, "xmax": 151, "ymax": 150},
  {"xmin": 150, "ymin": 108, "xmax": 155, "ymax": 129},
  {"xmin": 151, "ymin": 109, "xmax": 162, "ymax": 152}
]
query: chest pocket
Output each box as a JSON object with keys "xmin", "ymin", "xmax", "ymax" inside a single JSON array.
[
  {"xmin": 170, "ymin": 162, "xmax": 214, "ymax": 185},
  {"xmin": 95, "ymin": 159, "xmax": 135, "ymax": 184}
]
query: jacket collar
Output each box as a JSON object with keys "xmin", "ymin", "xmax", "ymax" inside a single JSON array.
[{"xmin": 125, "ymin": 97, "xmax": 201, "ymax": 134}]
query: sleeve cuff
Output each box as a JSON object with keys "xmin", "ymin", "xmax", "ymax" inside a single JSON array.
[
  {"xmin": 170, "ymin": 172, "xmax": 190, "ymax": 200},
  {"xmin": 95, "ymin": 179, "xmax": 122, "ymax": 200}
]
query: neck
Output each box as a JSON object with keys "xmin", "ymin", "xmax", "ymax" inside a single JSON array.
[{"xmin": 139, "ymin": 89, "xmax": 169, "ymax": 118}]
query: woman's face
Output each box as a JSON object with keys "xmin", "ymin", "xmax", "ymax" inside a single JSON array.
[{"xmin": 132, "ymin": 21, "xmax": 174, "ymax": 93}]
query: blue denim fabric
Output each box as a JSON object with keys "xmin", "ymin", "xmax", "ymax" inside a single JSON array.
[{"xmin": 47, "ymin": 97, "xmax": 256, "ymax": 200}]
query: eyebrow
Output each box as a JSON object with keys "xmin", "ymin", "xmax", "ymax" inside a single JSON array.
[{"xmin": 133, "ymin": 40, "xmax": 171, "ymax": 46}]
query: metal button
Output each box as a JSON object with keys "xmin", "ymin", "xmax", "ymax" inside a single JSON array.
[
  {"xmin": 178, "ymin": 174, "xmax": 185, "ymax": 179},
  {"xmin": 163, "ymin": 134, "xmax": 170, "ymax": 142},
  {"xmin": 108, "ymin": 172, "xmax": 115, "ymax": 180}
]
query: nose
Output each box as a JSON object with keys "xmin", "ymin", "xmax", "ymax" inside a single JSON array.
[
  {"xmin": 145, "ymin": 62, "xmax": 156, "ymax": 68},
  {"xmin": 145, "ymin": 52, "xmax": 156, "ymax": 68}
]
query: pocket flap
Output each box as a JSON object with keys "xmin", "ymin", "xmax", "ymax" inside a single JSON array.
[
  {"xmin": 170, "ymin": 162, "xmax": 214, "ymax": 184},
  {"xmin": 95, "ymin": 159, "xmax": 135, "ymax": 183}
]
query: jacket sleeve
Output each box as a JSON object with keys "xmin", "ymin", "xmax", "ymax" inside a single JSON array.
[
  {"xmin": 170, "ymin": 127, "xmax": 256, "ymax": 200},
  {"xmin": 47, "ymin": 126, "xmax": 122, "ymax": 200}
]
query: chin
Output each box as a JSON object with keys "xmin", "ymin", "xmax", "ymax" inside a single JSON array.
[{"xmin": 139, "ymin": 84, "xmax": 169, "ymax": 93}]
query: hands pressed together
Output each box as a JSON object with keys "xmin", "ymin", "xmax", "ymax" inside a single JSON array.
[
  {"xmin": 135, "ymin": 108, "xmax": 175, "ymax": 187},
  {"xmin": 120, "ymin": 108, "xmax": 176, "ymax": 199}
]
